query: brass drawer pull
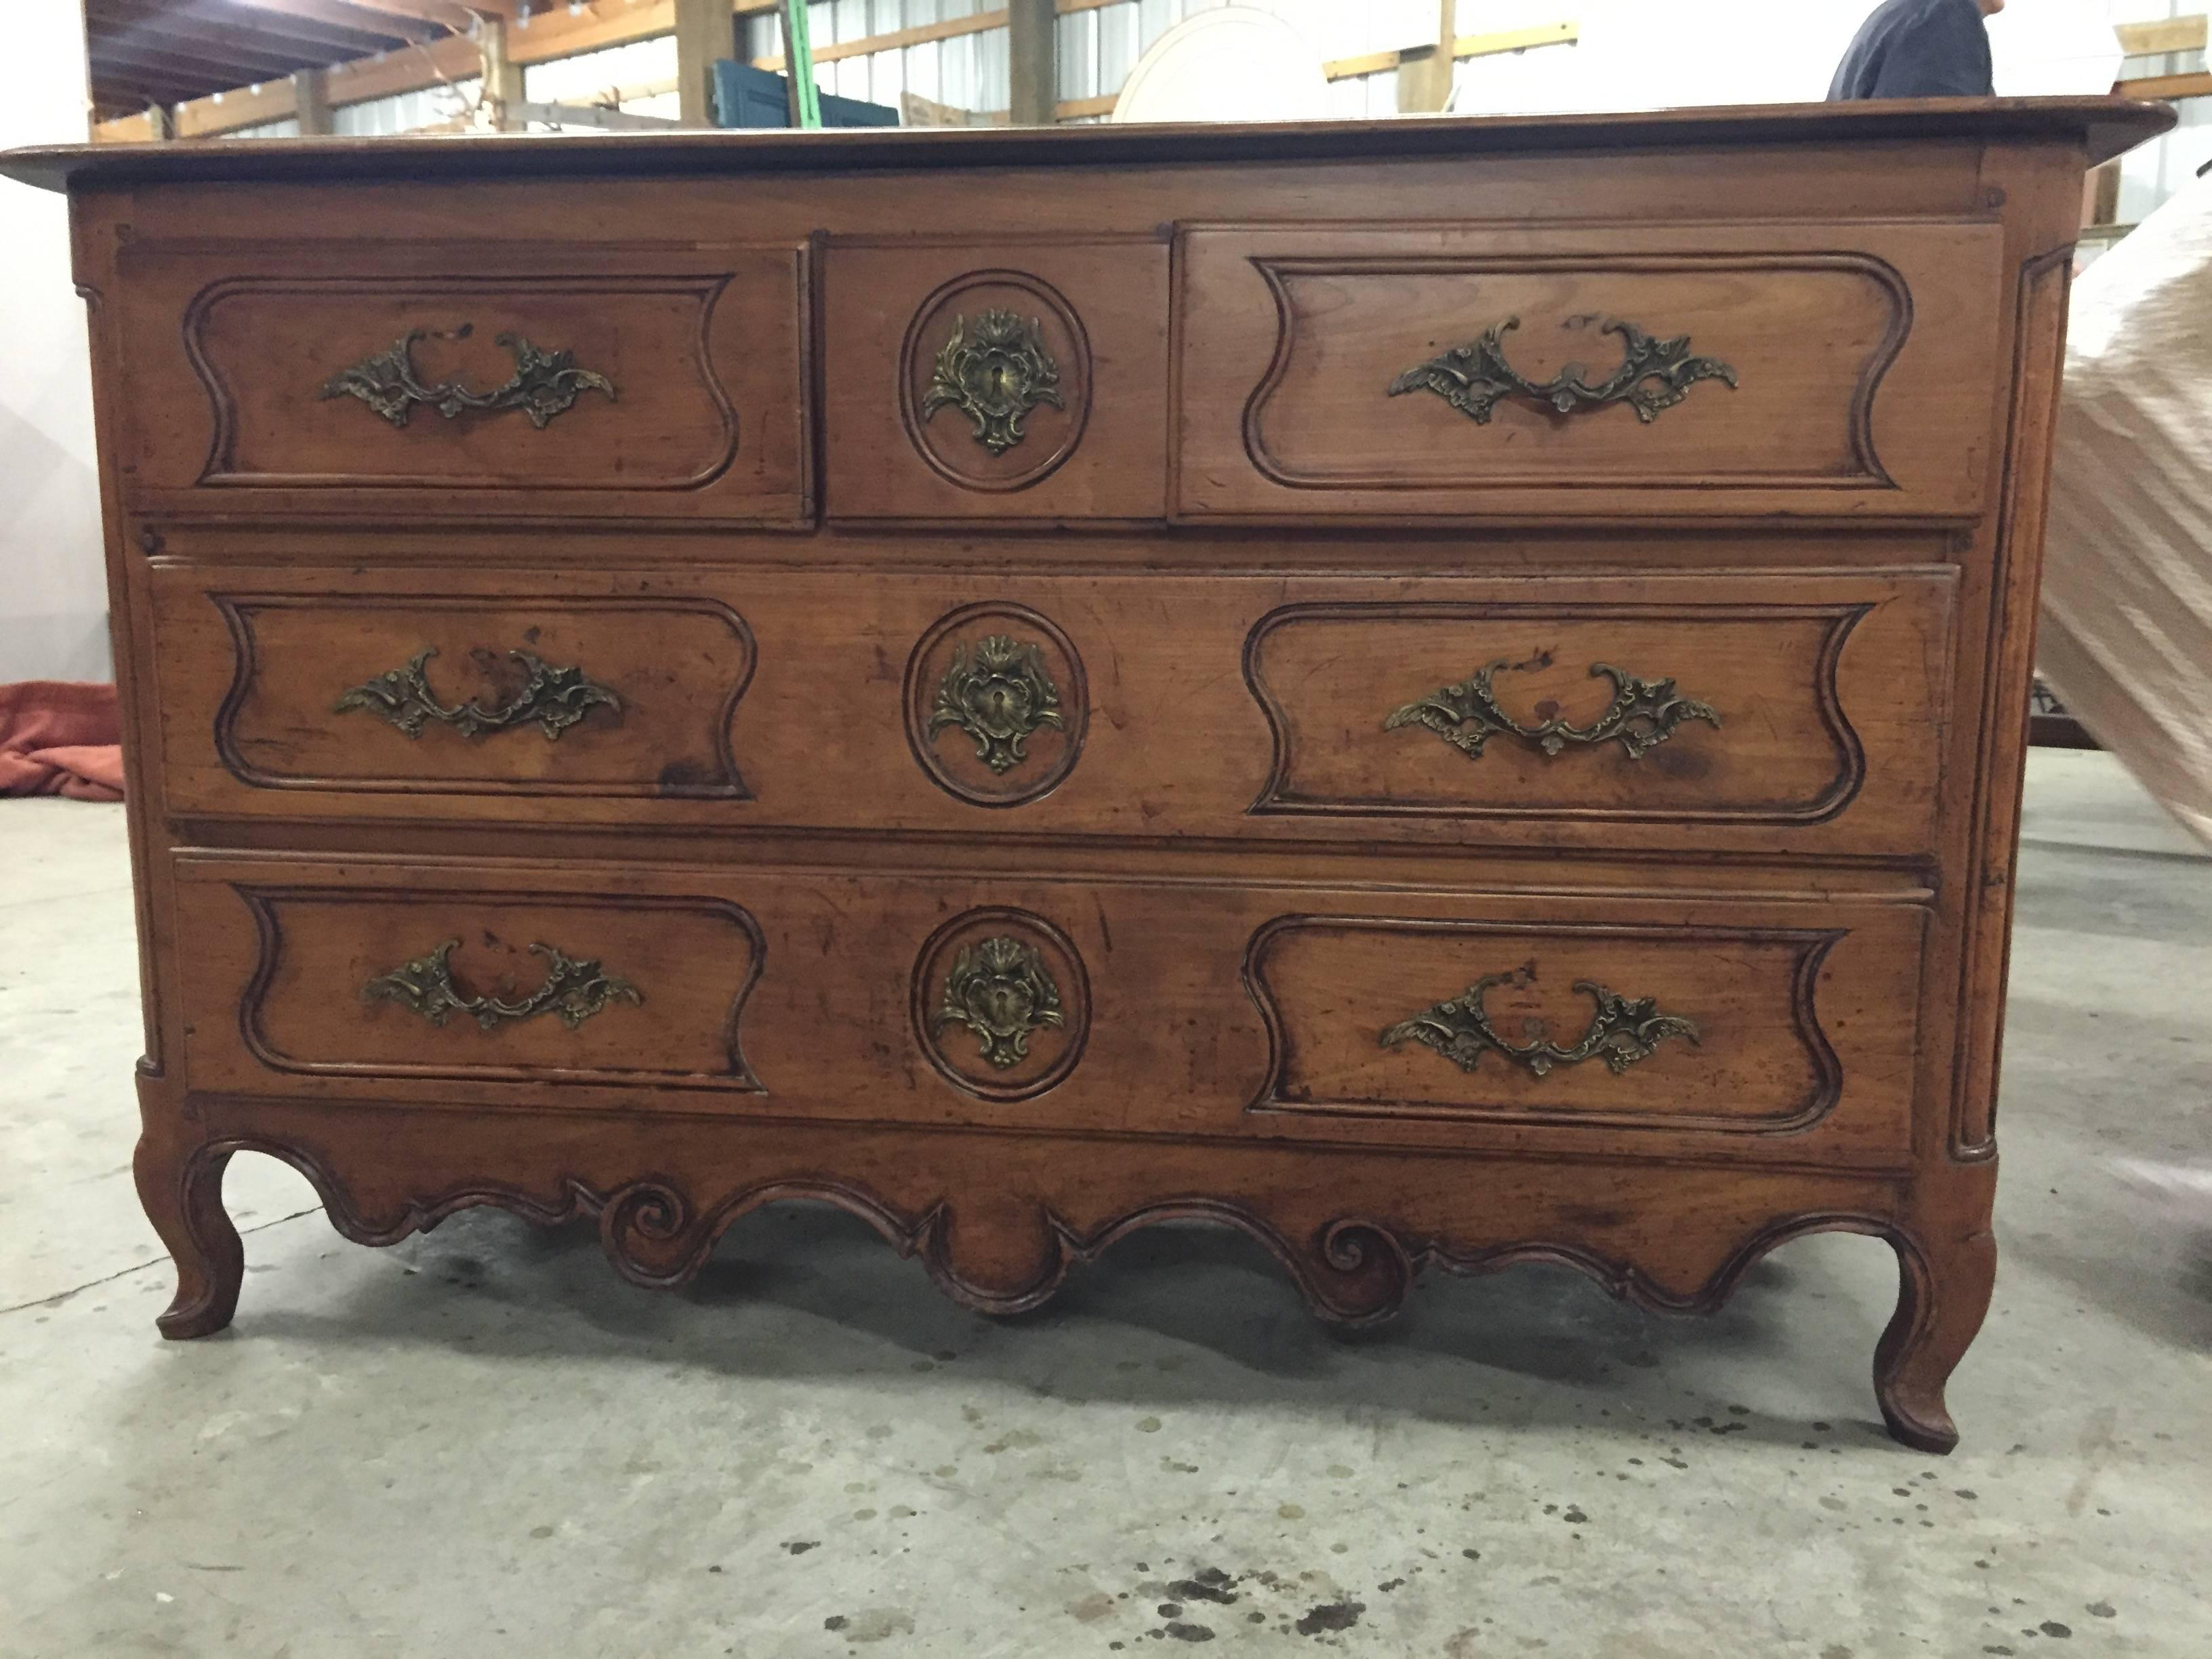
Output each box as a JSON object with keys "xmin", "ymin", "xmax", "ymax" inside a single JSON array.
[
  {"xmin": 363, "ymin": 940, "xmax": 641, "ymax": 1032},
  {"xmin": 334, "ymin": 647, "xmax": 620, "ymax": 741},
  {"xmin": 1382, "ymin": 972, "xmax": 1699, "ymax": 1079},
  {"xmin": 319, "ymin": 324, "xmax": 616, "ymax": 430},
  {"xmin": 1389, "ymin": 315, "xmax": 1736, "ymax": 426},
  {"xmin": 920, "ymin": 310, "xmax": 1063, "ymax": 455},
  {"xmin": 1386, "ymin": 661, "xmax": 1719, "ymax": 762},
  {"xmin": 928, "ymin": 634, "xmax": 1065, "ymax": 774},
  {"xmin": 935, "ymin": 935, "xmax": 1064, "ymax": 1069}
]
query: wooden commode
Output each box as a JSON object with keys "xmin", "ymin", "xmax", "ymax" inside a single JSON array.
[{"xmin": 4, "ymin": 96, "xmax": 2169, "ymax": 1452}]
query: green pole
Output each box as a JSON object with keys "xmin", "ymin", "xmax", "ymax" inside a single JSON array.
[{"xmin": 783, "ymin": 0, "xmax": 822, "ymax": 129}]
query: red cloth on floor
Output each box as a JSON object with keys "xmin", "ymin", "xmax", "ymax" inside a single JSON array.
[{"xmin": 0, "ymin": 682, "xmax": 125, "ymax": 802}]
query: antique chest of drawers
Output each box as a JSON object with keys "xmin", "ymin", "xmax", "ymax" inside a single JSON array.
[{"xmin": 5, "ymin": 97, "xmax": 2169, "ymax": 1452}]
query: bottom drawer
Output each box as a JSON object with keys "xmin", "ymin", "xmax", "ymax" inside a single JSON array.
[{"xmin": 170, "ymin": 854, "xmax": 1927, "ymax": 1166}]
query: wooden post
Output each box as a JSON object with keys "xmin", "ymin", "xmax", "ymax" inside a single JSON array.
[
  {"xmin": 147, "ymin": 102, "xmax": 175, "ymax": 141},
  {"xmin": 478, "ymin": 20, "xmax": 525, "ymax": 131},
  {"xmin": 672, "ymin": 0, "xmax": 732, "ymax": 127},
  {"xmin": 291, "ymin": 68, "xmax": 334, "ymax": 136},
  {"xmin": 1397, "ymin": 0, "xmax": 1458, "ymax": 114},
  {"xmin": 1008, "ymin": 0, "xmax": 1057, "ymax": 127}
]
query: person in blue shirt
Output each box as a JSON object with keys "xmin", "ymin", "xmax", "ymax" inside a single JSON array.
[{"xmin": 1829, "ymin": 0, "xmax": 2005, "ymax": 100}]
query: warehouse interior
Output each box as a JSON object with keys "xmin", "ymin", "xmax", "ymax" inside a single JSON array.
[{"xmin": 3, "ymin": 3, "xmax": 2209, "ymax": 1656}]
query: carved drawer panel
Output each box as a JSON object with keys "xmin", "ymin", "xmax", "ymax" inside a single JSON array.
[
  {"xmin": 173, "ymin": 863, "xmax": 766, "ymax": 1099},
  {"xmin": 822, "ymin": 237, "xmax": 1170, "ymax": 520},
  {"xmin": 148, "ymin": 564, "xmax": 1950, "ymax": 857},
  {"xmin": 157, "ymin": 586, "xmax": 755, "ymax": 803},
  {"xmin": 1245, "ymin": 906, "xmax": 1923, "ymax": 1150},
  {"xmin": 171, "ymin": 855, "xmax": 1924, "ymax": 1167},
  {"xmin": 1245, "ymin": 589, "xmax": 1950, "ymax": 836},
  {"xmin": 112, "ymin": 241, "xmax": 811, "ymax": 523},
  {"xmin": 1175, "ymin": 221, "xmax": 2003, "ymax": 522}
]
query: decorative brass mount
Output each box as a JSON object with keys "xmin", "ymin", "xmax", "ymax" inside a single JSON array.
[
  {"xmin": 1389, "ymin": 316, "xmax": 1737, "ymax": 425},
  {"xmin": 319, "ymin": 325, "xmax": 615, "ymax": 430},
  {"xmin": 919, "ymin": 310, "xmax": 1063, "ymax": 455},
  {"xmin": 363, "ymin": 940, "xmax": 642, "ymax": 1033},
  {"xmin": 934, "ymin": 936, "xmax": 1065, "ymax": 1069},
  {"xmin": 928, "ymin": 635, "xmax": 1065, "ymax": 774},
  {"xmin": 1382, "ymin": 973, "xmax": 1700, "ymax": 1079},
  {"xmin": 334, "ymin": 647, "xmax": 620, "ymax": 741},
  {"xmin": 1385, "ymin": 661, "xmax": 1720, "ymax": 762}
]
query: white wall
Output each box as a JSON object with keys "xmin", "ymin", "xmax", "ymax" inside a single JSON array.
[{"xmin": 0, "ymin": 0, "xmax": 104, "ymax": 683}]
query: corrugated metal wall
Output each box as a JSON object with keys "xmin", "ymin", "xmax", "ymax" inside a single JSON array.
[{"xmin": 524, "ymin": 35, "xmax": 681, "ymax": 121}]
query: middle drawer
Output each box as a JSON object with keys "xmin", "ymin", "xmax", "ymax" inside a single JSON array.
[{"xmin": 148, "ymin": 564, "xmax": 1953, "ymax": 858}]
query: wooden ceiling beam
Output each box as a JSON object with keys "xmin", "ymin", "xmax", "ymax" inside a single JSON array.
[
  {"xmin": 225, "ymin": 0, "xmax": 446, "ymax": 43},
  {"xmin": 92, "ymin": 21, "xmax": 328, "ymax": 77},
  {"xmin": 92, "ymin": 39, "xmax": 309, "ymax": 83},
  {"xmin": 89, "ymin": 6, "xmax": 401, "ymax": 62},
  {"xmin": 169, "ymin": 75, "xmax": 299, "ymax": 135},
  {"xmin": 325, "ymin": 0, "xmax": 516, "ymax": 25}
]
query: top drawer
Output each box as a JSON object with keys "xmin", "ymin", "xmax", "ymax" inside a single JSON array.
[
  {"xmin": 110, "ymin": 241, "xmax": 811, "ymax": 525},
  {"xmin": 1174, "ymin": 221, "xmax": 2003, "ymax": 522}
]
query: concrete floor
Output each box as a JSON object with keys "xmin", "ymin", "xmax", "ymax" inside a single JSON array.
[{"xmin": 1, "ymin": 752, "xmax": 2207, "ymax": 1658}]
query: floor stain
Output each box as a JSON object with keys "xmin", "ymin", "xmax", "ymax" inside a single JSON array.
[
  {"xmin": 1295, "ymin": 1601, "xmax": 1366, "ymax": 1635},
  {"xmin": 830, "ymin": 1608, "xmax": 915, "ymax": 1643}
]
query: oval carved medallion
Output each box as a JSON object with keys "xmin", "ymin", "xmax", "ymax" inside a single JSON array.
[
  {"xmin": 905, "ymin": 602, "xmax": 1088, "ymax": 808},
  {"xmin": 912, "ymin": 907, "xmax": 1090, "ymax": 1102},
  {"xmin": 898, "ymin": 270, "xmax": 1092, "ymax": 492}
]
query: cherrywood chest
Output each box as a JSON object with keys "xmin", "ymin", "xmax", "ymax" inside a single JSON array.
[{"xmin": 6, "ymin": 97, "xmax": 2169, "ymax": 1452}]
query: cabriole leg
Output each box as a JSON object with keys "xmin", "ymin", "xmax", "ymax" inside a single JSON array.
[
  {"xmin": 134, "ymin": 1136, "xmax": 243, "ymax": 1339},
  {"xmin": 1873, "ymin": 1222, "xmax": 1997, "ymax": 1454}
]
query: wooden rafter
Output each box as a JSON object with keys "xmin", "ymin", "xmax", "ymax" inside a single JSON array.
[
  {"xmin": 219, "ymin": 0, "xmax": 445, "ymax": 43},
  {"xmin": 2115, "ymin": 14, "xmax": 2207, "ymax": 57}
]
